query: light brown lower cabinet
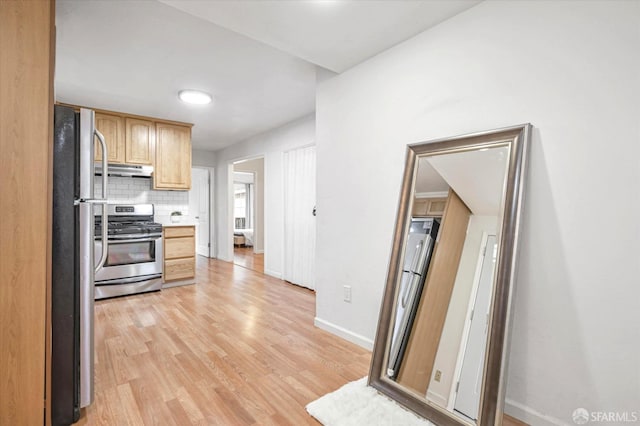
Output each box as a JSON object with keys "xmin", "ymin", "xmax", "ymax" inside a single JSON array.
[{"xmin": 163, "ymin": 226, "xmax": 196, "ymax": 286}]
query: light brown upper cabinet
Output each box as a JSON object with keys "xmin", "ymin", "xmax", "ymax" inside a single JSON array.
[
  {"xmin": 154, "ymin": 123, "xmax": 192, "ymax": 190},
  {"xmin": 412, "ymin": 197, "xmax": 447, "ymax": 217},
  {"xmin": 68, "ymin": 103, "xmax": 193, "ymax": 190},
  {"xmin": 125, "ymin": 118, "xmax": 154, "ymax": 165},
  {"xmin": 95, "ymin": 113, "xmax": 125, "ymax": 163}
]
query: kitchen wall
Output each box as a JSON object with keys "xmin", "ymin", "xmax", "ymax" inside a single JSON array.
[
  {"xmin": 192, "ymin": 149, "xmax": 216, "ymax": 167},
  {"xmin": 96, "ymin": 176, "xmax": 189, "ymax": 222},
  {"xmin": 213, "ymin": 114, "xmax": 315, "ymax": 279},
  {"xmin": 315, "ymin": 1, "xmax": 639, "ymax": 425}
]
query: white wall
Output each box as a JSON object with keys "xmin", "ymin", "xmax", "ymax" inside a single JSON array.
[
  {"xmin": 214, "ymin": 114, "xmax": 315, "ymax": 279},
  {"xmin": 234, "ymin": 158, "xmax": 265, "ymax": 253},
  {"xmin": 192, "ymin": 149, "xmax": 216, "ymax": 167},
  {"xmin": 315, "ymin": 1, "xmax": 640, "ymax": 424}
]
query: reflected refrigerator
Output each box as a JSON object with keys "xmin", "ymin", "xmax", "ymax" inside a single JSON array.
[
  {"xmin": 387, "ymin": 217, "xmax": 440, "ymax": 378},
  {"xmin": 51, "ymin": 105, "xmax": 109, "ymax": 425}
]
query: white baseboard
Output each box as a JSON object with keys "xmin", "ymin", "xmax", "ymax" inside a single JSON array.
[
  {"xmin": 314, "ymin": 317, "xmax": 374, "ymax": 350},
  {"xmin": 426, "ymin": 389, "xmax": 447, "ymax": 408},
  {"xmin": 253, "ymin": 249, "xmax": 264, "ymax": 254},
  {"xmin": 505, "ymin": 398, "xmax": 568, "ymax": 426},
  {"xmin": 264, "ymin": 269, "xmax": 282, "ymax": 279}
]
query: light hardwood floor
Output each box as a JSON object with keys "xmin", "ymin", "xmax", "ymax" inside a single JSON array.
[
  {"xmin": 79, "ymin": 257, "xmax": 369, "ymax": 425},
  {"xmin": 79, "ymin": 256, "xmax": 526, "ymax": 425},
  {"xmin": 233, "ymin": 246, "xmax": 264, "ymax": 274}
]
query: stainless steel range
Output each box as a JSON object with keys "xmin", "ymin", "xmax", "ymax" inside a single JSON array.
[{"xmin": 94, "ymin": 204, "xmax": 163, "ymax": 299}]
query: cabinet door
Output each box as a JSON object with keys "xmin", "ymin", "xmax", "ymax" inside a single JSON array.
[
  {"xmin": 95, "ymin": 113, "xmax": 125, "ymax": 163},
  {"xmin": 125, "ymin": 118, "xmax": 154, "ymax": 165},
  {"xmin": 412, "ymin": 199, "xmax": 429, "ymax": 217},
  {"xmin": 426, "ymin": 198, "xmax": 447, "ymax": 217},
  {"xmin": 154, "ymin": 123, "xmax": 191, "ymax": 190}
]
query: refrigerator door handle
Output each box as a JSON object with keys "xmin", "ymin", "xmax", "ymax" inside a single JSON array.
[
  {"xmin": 95, "ymin": 203, "xmax": 108, "ymax": 274},
  {"xmin": 94, "ymin": 129, "xmax": 109, "ymax": 273},
  {"xmin": 401, "ymin": 239, "xmax": 423, "ymax": 307},
  {"xmin": 408, "ymin": 239, "xmax": 423, "ymax": 274},
  {"xmin": 401, "ymin": 273, "xmax": 413, "ymax": 308},
  {"xmin": 94, "ymin": 129, "xmax": 108, "ymax": 199}
]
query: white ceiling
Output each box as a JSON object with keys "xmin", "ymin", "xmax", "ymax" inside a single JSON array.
[
  {"xmin": 159, "ymin": 0, "xmax": 480, "ymax": 73},
  {"xmin": 55, "ymin": 0, "xmax": 479, "ymax": 151},
  {"xmin": 415, "ymin": 161, "xmax": 449, "ymax": 194},
  {"xmin": 418, "ymin": 147, "xmax": 509, "ymax": 215},
  {"xmin": 55, "ymin": 0, "xmax": 317, "ymax": 151}
]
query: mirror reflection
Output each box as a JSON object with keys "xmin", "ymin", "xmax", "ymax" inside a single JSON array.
[{"xmin": 386, "ymin": 145, "xmax": 509, "ymax": 423}]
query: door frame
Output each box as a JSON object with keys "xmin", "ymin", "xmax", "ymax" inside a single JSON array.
[
  {"xmin": 228, "ymin": 155, "xmax": 265, "ymax": 262},
  {"xmin": 191, "ymin": 166, "xmax": 215, "ymax": 258}
]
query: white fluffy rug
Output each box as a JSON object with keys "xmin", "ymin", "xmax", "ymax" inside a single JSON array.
[{"xmin": 306, "ymin": 377, "xmax": 433, "ymax": 426}]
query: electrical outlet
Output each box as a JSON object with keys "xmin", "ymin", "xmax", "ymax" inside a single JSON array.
[
  {"xmin": 434, "ymin": 370, "xmax": 442, "ymax": 382},
  {"xmin": 343, "ymin": 285, "xmax": 352, "ymax": 302}
]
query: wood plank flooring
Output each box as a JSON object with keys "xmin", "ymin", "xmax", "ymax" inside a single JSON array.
[
  {"xmin": 504, "ymin": 415, "xmax": 528, "ymax": 426},
  {"xmin": 234, "ymin": 247, "xmax": 264, "ymax": 274},
  {"xmin": 79, "ymin": 256, "xmax": 527, "ymax": 425},
  {"xmin": 78, "ymin": 257, "xmax": 369, "ymax": 425}
]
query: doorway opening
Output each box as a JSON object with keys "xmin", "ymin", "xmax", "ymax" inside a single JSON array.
[{"xmin": 232, "ymin": 157, "xmax": 264, "ymax": 273}]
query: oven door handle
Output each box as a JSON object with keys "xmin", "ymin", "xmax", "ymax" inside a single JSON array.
[
  {"xmin": 97, "ymin": 233, "xmax": 162, "ymax": 241},
  {"xmin": 104, "ymin": 236, "xmax": 162, "ymax": 244}
]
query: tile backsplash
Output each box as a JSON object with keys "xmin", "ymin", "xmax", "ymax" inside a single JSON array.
[{"xmin": 95, "ymin": 176, "xmax": 189, "ymax": 221}]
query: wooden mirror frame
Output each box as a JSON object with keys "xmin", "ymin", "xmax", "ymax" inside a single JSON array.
[{"xmin": 368, "ymin": 124, "xmax": 532, "ymax": 426}]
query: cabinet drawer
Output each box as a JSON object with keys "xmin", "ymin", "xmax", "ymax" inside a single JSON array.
[
  {"xmin": 165, "ymin": 236, "xmax": 194, "ymax": 259},
  {"xmin": 164, "ymin": 226, "xmax": 194, "ymax": 238},
  {"xmin": 164, "ymin": 258, "xmax": 195, "ymax": 281}
]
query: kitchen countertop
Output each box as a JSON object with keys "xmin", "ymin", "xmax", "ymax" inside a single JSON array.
[
  {"xmin": 156, "ymin": 216, "xmax": 197, "ymax": 227},
  {"xmin": 161, "ymin": 221, "xmax": 197, "ymax": 227}
]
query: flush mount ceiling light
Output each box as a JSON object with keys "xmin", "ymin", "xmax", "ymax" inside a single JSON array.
[{"xmin": 178, "ymin": 89, "xmax": 212, "ymax": 105}]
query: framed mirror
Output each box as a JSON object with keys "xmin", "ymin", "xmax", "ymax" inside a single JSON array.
[{"xmin": 368, "ymin": 124, "xmax": 531, "ymax": 426}]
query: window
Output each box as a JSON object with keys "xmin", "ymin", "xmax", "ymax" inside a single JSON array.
[{"xmin": 234, "ymin": 182, "xmax": 252, "ymax": 229}]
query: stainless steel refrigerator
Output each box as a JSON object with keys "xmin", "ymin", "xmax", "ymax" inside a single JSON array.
[
  {"xmin": 51, "ymin": 106, "xmax": 109, "ymax": 425},
  {"xmin": 387, "ymin": 217, "xmax": 440, "ymax": 378}
]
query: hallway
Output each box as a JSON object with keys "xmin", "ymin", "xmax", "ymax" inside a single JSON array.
[
  {"xmin": 233, "ymin": 246, "xmax": 264, "ymax": 273},
  {"xmin": 79, "ymin": 257, "xmax": 370, "ymax": 425}
]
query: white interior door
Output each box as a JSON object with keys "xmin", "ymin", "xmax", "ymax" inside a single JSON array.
[
  {"xmin": 283, "ymin": 145, "xmax": 316, "ymax": 290},
  {"xmin": 189, "ymin": 168, "xmax": 210, "ymax": 257},
  {"xmin": 454, "ymin": 235, "xmax": 498, "ymax": 420}
]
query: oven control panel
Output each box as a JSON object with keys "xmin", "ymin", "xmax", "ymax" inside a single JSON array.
[{"xmin": 115, "ymin": 206, "xmax": 135, "ymax": 213}]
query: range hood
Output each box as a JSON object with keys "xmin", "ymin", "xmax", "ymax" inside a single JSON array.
[{"xmin": 95, "ymin": 163, "xmax": 153, "ymax": 178}]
